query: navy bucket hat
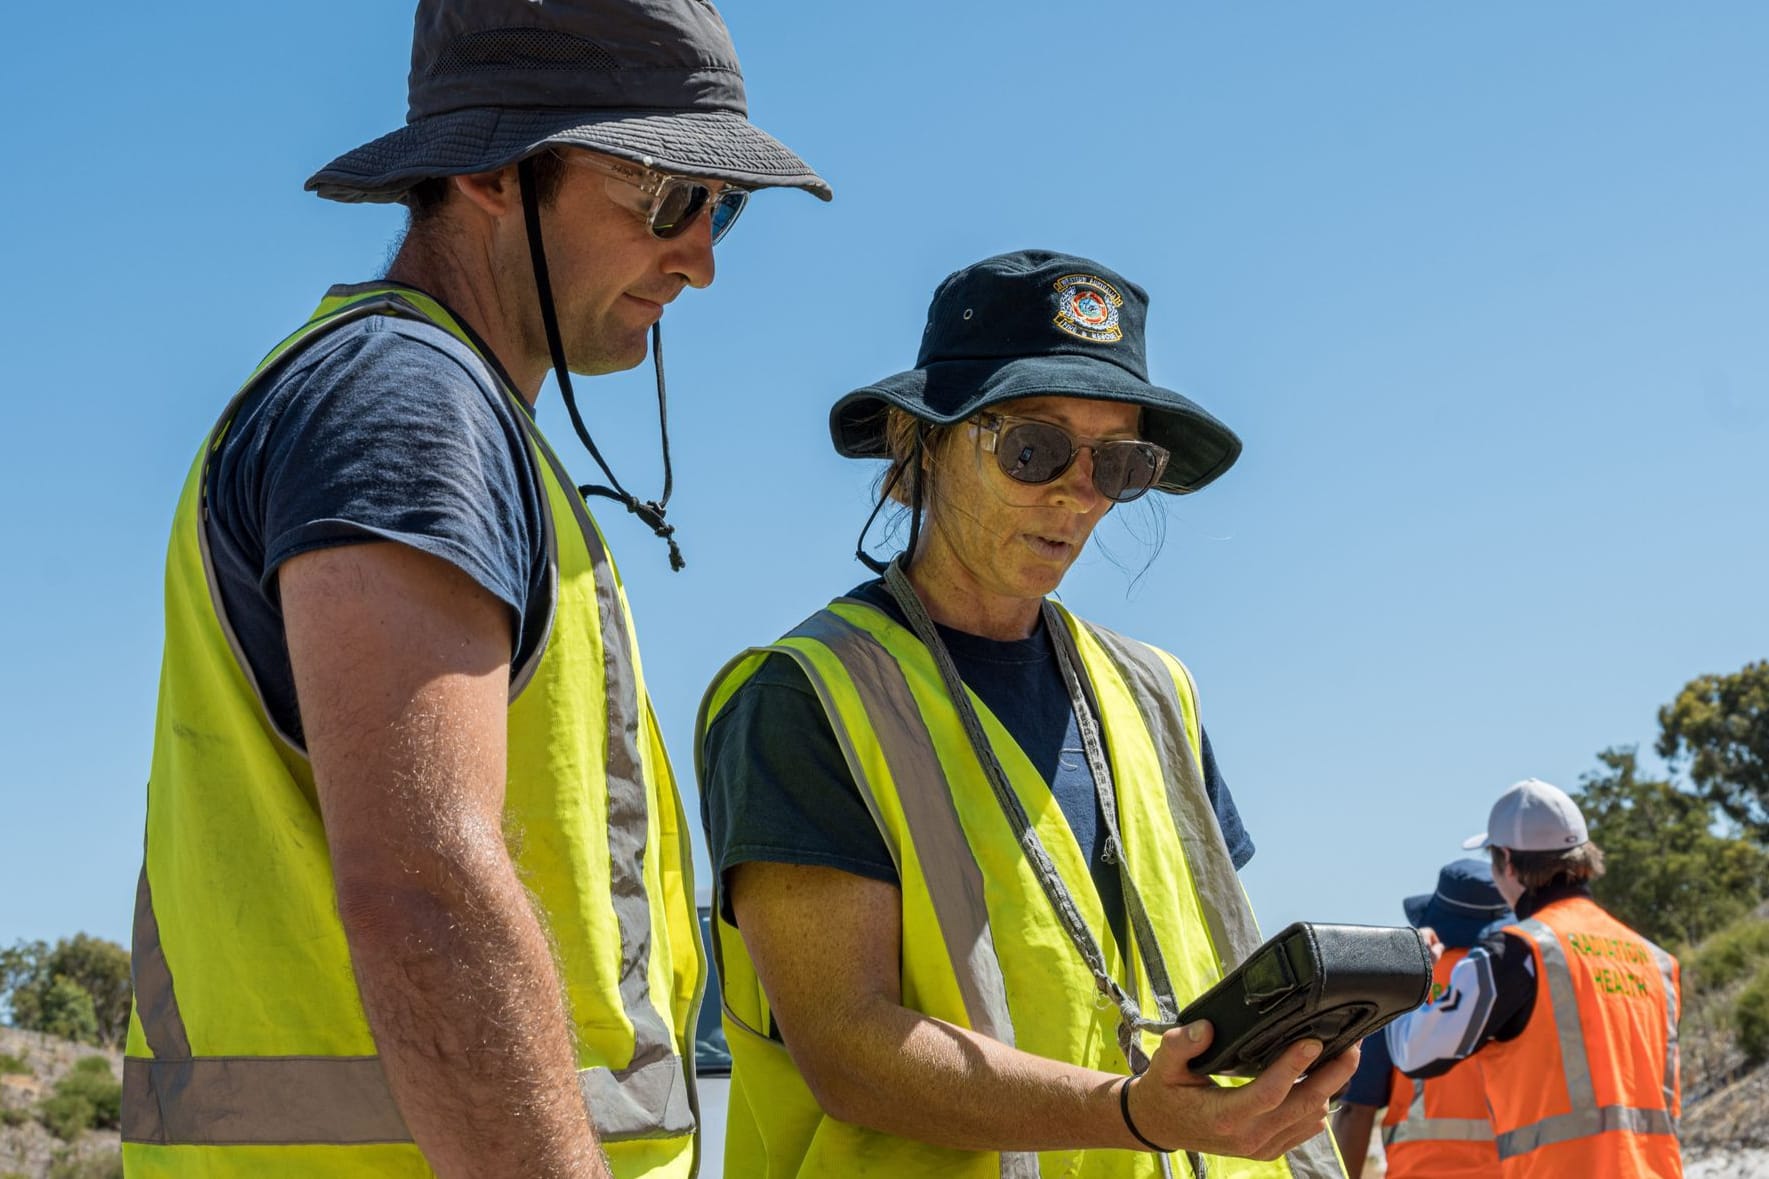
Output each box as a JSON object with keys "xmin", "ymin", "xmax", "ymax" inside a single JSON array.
[
  {"xmin": 1403, "ymin": 859, "xmax": 1513, "ymax": 949},
  {"xmin": 830, "ymin": 250, "xmax": 1240, "ymax": 494},
  {"xmin": 307, "ymin": 0, "xmax": 830, "ymax": 204}
]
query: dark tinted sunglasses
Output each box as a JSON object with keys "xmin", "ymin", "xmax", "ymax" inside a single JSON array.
[
  {"xmin": 975, "ymin": 413, "xmax": 1170, "ymax": 503},
  {"xmin": 559, "ymin": 152, "xmax": 750, "ymax": 245}
]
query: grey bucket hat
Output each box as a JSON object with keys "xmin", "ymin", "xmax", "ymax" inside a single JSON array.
[
  {"xmin": 307, "ymin": 0, "xmax": 831, "ymax": 204},
  {"xmin": 830, "ymin": 250, "xmax": 1240, "ymax": 494}
]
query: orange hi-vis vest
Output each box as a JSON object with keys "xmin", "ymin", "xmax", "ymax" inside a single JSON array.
[
  {"xmin": 1380, "ymin": 946, "xmax": 1500, "ymax": 1179},
  {"xmin": 1475, "ymin": 895, "xmax": 1681, "ymax": 1179}
]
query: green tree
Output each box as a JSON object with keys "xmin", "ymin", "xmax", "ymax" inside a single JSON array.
[
  {"xmin": 1576, "ymin": 747, "xmax": 1769, "ymax": 948},
  {"xmin": 0, "ymin": 935, "xmax": 131, "ymax": 1048},
  {"xmin": 1657, "ymin": 660, "xmax": 1769, "ymax": 843},
  {"xmin": 26, "ymin": 979, "xmax": 99, "ymax": 1046},
  {"xmin": 40, "ymin": 936, "xmax": 131, "ymax": 1048}
]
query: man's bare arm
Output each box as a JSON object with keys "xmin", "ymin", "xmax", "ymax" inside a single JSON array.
[
  {"xmin": 730, "ymin": 861, "xmax": 1354, "ymax": 1159},
  {"xmin": 283, "ymin": 541, "xmax": 604, "ymax": 1178}
]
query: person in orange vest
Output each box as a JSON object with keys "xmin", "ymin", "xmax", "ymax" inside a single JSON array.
[
  {"xmin": 1386, "ymin": 779, "xmax": 1683, "ymax": 1179},
  {"xmin": 1331, "ymin": 858, "xmax": 1512, "ymax": 1178}
]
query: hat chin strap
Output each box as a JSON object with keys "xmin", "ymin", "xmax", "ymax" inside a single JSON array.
[
  {"xmin": 854, "ymin": 431, "xmax": 924, "ymax": 574},
  {"xmin": 518, "ymin": 157, "xmax": 684, "ymax": 572}
]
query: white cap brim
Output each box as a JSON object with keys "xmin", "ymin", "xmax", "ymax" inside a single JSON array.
[{"xmin": 1461, "ymin": 832, "xmax": 1491, "ymax": 850}]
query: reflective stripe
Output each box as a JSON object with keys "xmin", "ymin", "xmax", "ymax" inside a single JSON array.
[
  {"xmin": 1494, "ymin": 1105, "xmax": 1678, "ymax": 1159},
  {"xmin": 1383, "ymin": 1070, "xmax": 1496, "ymax": 1149},
  {"xmin": 122, "ymin": 1051, "xmax": 690, "ymax": 1146},
  {"xmin": 1384, "ymin": 1119, "xmax": 1497, "ymax": 1145},
  {"xmin": 1380, "ymin": 1045, "xmax": 1494, "ymax": 1151},
  {"xmin": 579, "ymin": 1054, "xmax": 695, "ymax": 1142},
  {"xmin": 122, "ymin": 1056, "xmax": 407, "ymax": 1146},
  {"xmin": 1078, "ymin": 624, "xmax": 1257, "ymax": 971},
  {"xmin": 1645, "ymin": 941, "xmax": 1680, "ymax": 1118},
  {"xmin": 1082, "ymin": 623, "xmax": 1342, "ymax": 1179},
  {"xmin": 129, "ymin": 289, "xmax": 691, "ymax": 1149},
  {"xmin": 520, "ymin": 396, "xmax": 684, "ymax": 1134},
  {"xmin": 1520, "ymin": 920, "xmax": 1595, "ymax": 1113},
  {"xmin": 1494, "ymin": 918, "xmax": 1679, "ymax": 1161},
  {"xmin": 781, "ymin": 611, "xmax": 1038, "ymax": 1179},
  {"xmin": 129, "ymin": 867, "xmax": 188, "ymax": 1061}
]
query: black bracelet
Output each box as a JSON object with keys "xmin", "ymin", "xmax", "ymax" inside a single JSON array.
[{"xmin": 1118, "ymin": 1076, "xmax": 1174, "ymax": 1153}]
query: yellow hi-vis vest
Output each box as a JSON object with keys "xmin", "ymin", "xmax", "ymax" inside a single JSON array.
[
  {"xmin": 696, "ymin": 597, "xmax": 1345, "ymax": 1179},
  {"xmin": 124, "ymin": 285, "xmax": 703, "ymax": 1178}
]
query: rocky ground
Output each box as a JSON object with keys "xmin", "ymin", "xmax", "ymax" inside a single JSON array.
[
  {"xmin": 1679, "ymin": 917, "xmax": 1769, "ymax": 1175},
  {"xmin": 0, "ymin": 1027, "xmax": 120, "ymax": 1179}
]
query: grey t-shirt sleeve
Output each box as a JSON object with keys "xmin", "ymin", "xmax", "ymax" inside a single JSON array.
[
  {"xmin": 205, "ymin": 315, "xmax": 549, "ymax": 744},
  {"xmin": 244, "ymin": 318, "xmax": 536, "ymax": 608}
]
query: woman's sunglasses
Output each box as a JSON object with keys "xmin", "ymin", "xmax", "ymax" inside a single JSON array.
[
  {"xmin": 558, "ymin": 152, "xmax": 750, "ymax": 245},
  {"xmin": 974, "ymin": 413, "xmax": 1170, "ymax": 503}
]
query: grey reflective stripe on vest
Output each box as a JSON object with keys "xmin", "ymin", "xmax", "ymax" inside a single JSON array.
[
  {"xmin": 1495, "ymin": 1105, "xmax": 1678, "ymax": 1157},
  {"xmin": 524, "ymin": 412, "xmax": 692, "ymax": 1143},
  {"xmin": 126, "ymin": 292, "xmax": 689, "ymax": 1147},
  {"xmin": 130, "ymin": 867, "xmax": 189, "ymax": 1061},
  {"xmin": 1646, "ymin": 940, "xmax": 1681, "ymax": 1120},
  {"xmin": 1381, "ymin": 1077, "xmax": 1495, "ymax": 1146},
  {"xmin": 780, "ymin": 610, "xmax": 1037, "ymax": 1179},
  {"xmin": 1492, "ymin": 919, "xmax": 1677, "ymax": 1161},
  {"xmin": 1079, "ymin": 622, "xmax": 1342, "ymax": 1179}
]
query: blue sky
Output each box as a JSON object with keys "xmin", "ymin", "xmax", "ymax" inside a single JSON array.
[{"xmin": 1, "ymin": 2, "xmax": 1764, "ymax": 949}]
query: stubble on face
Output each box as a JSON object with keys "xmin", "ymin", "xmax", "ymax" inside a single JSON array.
[{"xmin": 530, "ymin": 156, "xmax": 714, "ymax": 377}]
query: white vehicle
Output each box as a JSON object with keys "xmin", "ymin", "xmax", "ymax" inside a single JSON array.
[{"xmin": 693, "ymin": 898, "xmax": 731, "ymax": 1177}]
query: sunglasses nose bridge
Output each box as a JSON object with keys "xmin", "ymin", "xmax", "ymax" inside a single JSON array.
[{"xmin": 1047, "ymin": 443, "xmax": 1112, "ymax": 508}]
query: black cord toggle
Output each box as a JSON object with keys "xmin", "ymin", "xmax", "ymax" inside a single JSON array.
[
  {"xmin": 580, "ymin": 485, "xmax": 684, "ymax": 571},
  {"xmin": 520, "ymin": 158, "xmax": 686, "ymax": 573}
]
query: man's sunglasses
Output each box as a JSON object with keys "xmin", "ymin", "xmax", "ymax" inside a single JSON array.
[
  {"xmin": 558, "ymin": 152, "xmax": 750, "ymax": 245},
  {"xmin": 974, "ymin": 413, "xmax": 1170, "ymax": 503}
]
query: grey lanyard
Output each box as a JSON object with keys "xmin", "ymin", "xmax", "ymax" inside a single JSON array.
[{"xmin": 883, "ymin": 561, "xmax": 1184, "ymax": 1069}]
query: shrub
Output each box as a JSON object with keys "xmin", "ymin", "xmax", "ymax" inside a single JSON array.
[
  {"xmin": 0, "ymin": 1052, "xmax": 29, "ymax": 1076},
  {"xmin": 1737, "ymin": 963, "xmax": 1769, "ymax": 1066},
  {"xmin": 0, "ymin": 1105, "xmax": 30, "ymax": 1127},
  {"xmin": 1687, "ymin": 916, "xmax": 1769, "ymax": 995},
  {"xmin": 34, "ymin": 1057, "xmax": 122, "ymax": 1140},
  {"xmin": 57, "ymin": 1059, "xmax": 121, "ymax": 1130},
  {"xmin": 36, "ymin": 1092, "xmax": 94, "ymax": 1142}
]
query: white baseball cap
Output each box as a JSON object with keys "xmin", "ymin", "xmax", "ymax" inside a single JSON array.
[{"xmin": 1462, "ymin": 778, "xmax": 1590, "ymax": 852}]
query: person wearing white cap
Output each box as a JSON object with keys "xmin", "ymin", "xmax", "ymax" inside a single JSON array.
[{"xmin": 1385, "ymin": 779, "xmax": 1684, "ymax": 1179}]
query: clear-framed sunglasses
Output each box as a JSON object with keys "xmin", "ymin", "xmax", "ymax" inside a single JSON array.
[
  {"xmin": 974, "ymin": 412, "xmax": 1170, "ymax": 503},
  {"xmin": 557, "ymin": 151, "xmax": 750, "ymax": 245}
]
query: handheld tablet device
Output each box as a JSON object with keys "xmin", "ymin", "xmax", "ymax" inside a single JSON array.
[{"xmin": 1179, "ymin": 922, "xmax": 1432, "ymax": 1077}]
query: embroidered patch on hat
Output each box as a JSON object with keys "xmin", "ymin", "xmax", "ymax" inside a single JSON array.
[{"xmin": 1052, "ymin": 274, "xmax": 1124, "ymax": 343}]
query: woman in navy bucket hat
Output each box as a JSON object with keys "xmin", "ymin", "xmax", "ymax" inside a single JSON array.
[{"xmin": 695, "ymin": 251, "xmax": 1352, "ymax": 1177}]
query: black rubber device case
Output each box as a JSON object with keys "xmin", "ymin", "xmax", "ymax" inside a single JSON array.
[{"xmin": 1178, "ymin": 921, "xmax": 1432, "ymax": 1077}]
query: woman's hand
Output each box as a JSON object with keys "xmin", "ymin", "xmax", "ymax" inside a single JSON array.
[{"xmin": 1126, "ymin": 1021, "xmax": 1359, "ymax": 1161}]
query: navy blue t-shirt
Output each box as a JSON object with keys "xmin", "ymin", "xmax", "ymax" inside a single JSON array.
[
  {"xmin": 700, "ymin": 579, "xmax": 1255, "ymax": 943},
  {"xmin": 203, "ymin": 292, "xmax": 551, "ymax": 744}
]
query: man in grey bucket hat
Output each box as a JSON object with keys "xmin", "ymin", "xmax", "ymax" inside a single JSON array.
[{"xmin": 125, "ymin": 3, "xmax": 826, "ymax": 1177}]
